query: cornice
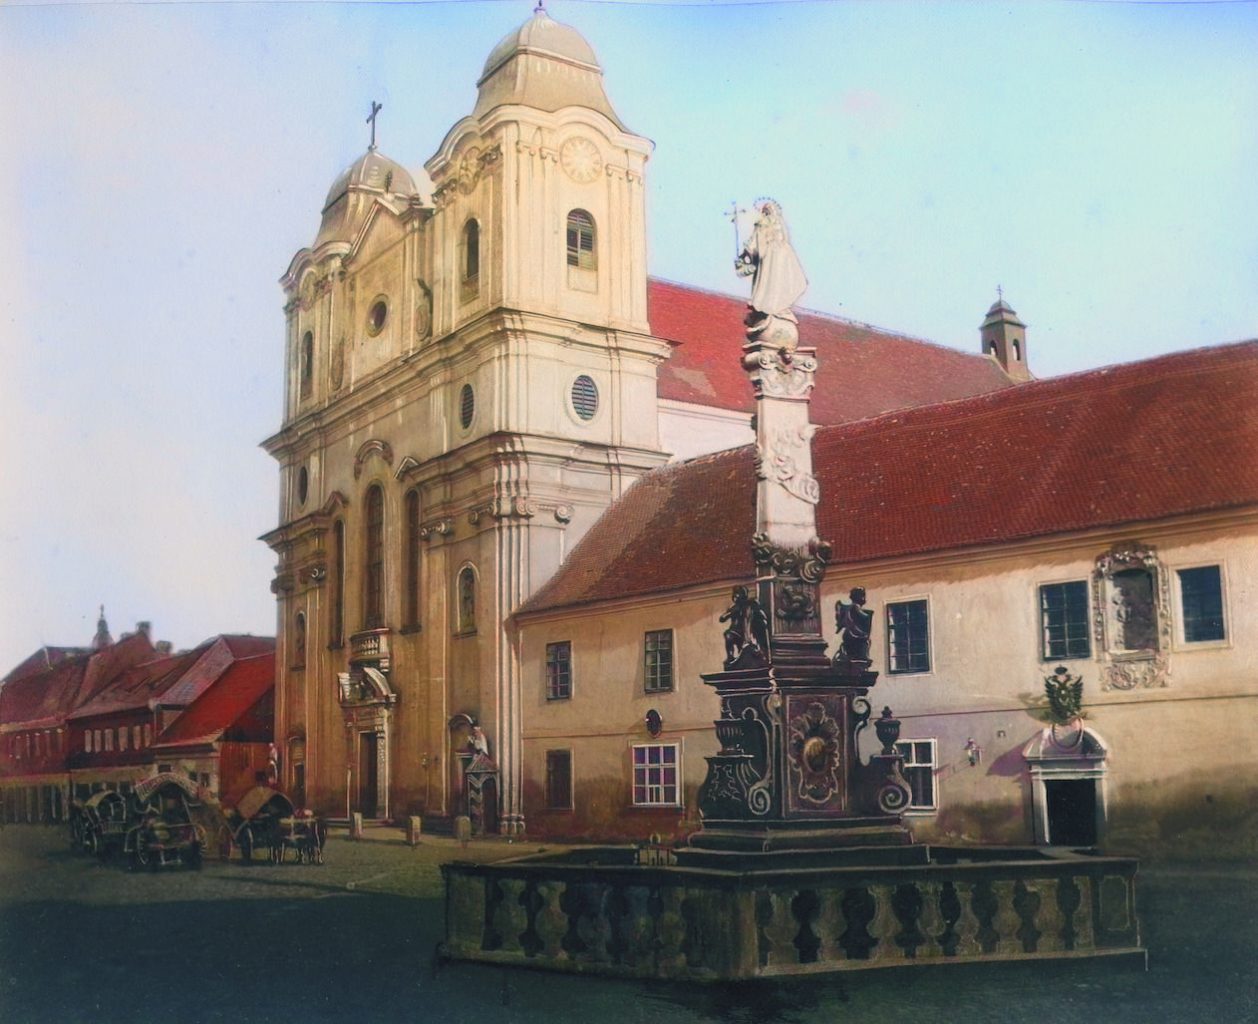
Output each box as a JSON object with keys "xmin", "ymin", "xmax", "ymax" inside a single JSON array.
[
  {"xmin": 513, "ymin": 504, "xmax": 1258, "ymax": 624},
  {"xmin": 261, "ymin": 306, "xmax": 671, "ymax": 458}
]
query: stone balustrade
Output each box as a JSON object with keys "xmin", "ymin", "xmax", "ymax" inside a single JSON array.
[{"xmin": 441, "ymin": 849, "xmax": 1143, "ymax": 980}]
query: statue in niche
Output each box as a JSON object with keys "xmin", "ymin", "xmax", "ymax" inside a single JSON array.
[
  {"xmin": 834, "ymin": 587, "xmax": 873, "ymax": 664},
  {"xmin": 1112, "ymin": 568, "xmax": 1157, "ymax": 652},
  {"xmin": 734, "ymin": 200, "xmax": 808, "ymax": 349}
]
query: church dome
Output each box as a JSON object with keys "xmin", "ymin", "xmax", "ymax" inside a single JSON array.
[
  {"xmin": 473, "ymin": 8, "xmax": 623, "ymax": 128},
  {"xmin": 315, "ymin": 148, "xmax": 430, "ymax": 248},
  {"xmin": 323, "ymin": 149, "xmax": 418, "ymax": 213},
  {"xmin": 480, "ymin": 8, "xmax": 600, "ymax": 82}
]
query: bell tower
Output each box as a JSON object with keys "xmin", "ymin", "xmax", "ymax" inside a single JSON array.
[{"xmin": 980, "ymin": 290, "xmax": 1032, "ymax": 382}]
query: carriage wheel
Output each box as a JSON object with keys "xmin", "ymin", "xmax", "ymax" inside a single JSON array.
[
  {"xmin": 239, "ymin": 829, "xmax": 253, "ymax": 864},
  {"xmin": 268, "ymin": 843, "xmax": 282, "ymax": 865},
  {"xmin": 130, "ymin": 836, "xmax": 151, "ymax": 872},
  {"xmin": 83, "ymin": 831, "xmax": 99, "ymax": 858}
]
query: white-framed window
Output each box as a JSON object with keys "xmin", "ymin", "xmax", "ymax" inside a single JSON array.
[
  {"xmin": 118, "ymin": 727, "xmax": 128, "ymax": 752},
  {"xmin": 85, "ymin": 732, "xmax": 92, "ymax": 754},
  {"xmin": 887, "ymin": 599, "xmax": 930, "ymax": 674},
  {"xmin": 103, "ymin": 729, "xmax": 113, "ymax": 752},
  {"xmin": 644, "ymin": 629, "xmax": 674, "ymax": 693},
  {"xmin": 133, "ymin": 725, "xmax": 142, "ymax": 749},
  {"xmin": 894, "ymin": 739, "xmax": 938, "ymax": 811},
  {"xmin": 545, "ymin": 749, "xmax": 573, "ymax": 810},
  {"xmin": 546, "ymin": 641, "xmax": 572, "ymax": 700},
  {"xmin": 632, "ymin": 742, "xmax": 680, "ymax": 807},
  {"xmin": 1176, "ymin": 565, "xmax": 1226, "ymax": 644},
  {"xmin": 1039, "ymin": 581, "xmax": 1091, "ymax": 660},
  {"xmin": 143, "ymin": 724, "xmax": 152, "ymax": 747}
]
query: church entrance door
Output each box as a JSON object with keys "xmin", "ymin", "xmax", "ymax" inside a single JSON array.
[
  {"xmin": 1045, "ymin": 779, "xmax": 1097, "ymax": 846},
  {"xmin": 358, "ymin": 732, "xmax": 379, "ymax": 818}
]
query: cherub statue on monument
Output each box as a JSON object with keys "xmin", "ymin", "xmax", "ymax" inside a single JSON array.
[
  {"xmin": 734, "ymin": 199, "xmax": 809, "ymax": 351},
  {"xmin": 834, "ymin": 587, "xmax": 873, "ymax": 666}
]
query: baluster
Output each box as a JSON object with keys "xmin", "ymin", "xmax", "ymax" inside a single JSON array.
[
  {"xmin": 815, "ymin": 887, "xmax": 846, "ymax": 964},
  {"xmin": 867, "ymin": 883, "xmax": 900, "ymax": 962},
  {"xmin": 758, "ymin": 889, "xmax": 798, "ymax": 967},
  {"xmin": 916, "ymin": 882, "xmax": 944, "ymax": 958},
  {"xmin": 535, "ymin": 880, "xmax": 567, "ymax": 959},
  {"xmin": 991, "ymin": 880, "xmax": 1023, "ymax": 956},
  {"xmin": 953, "ymin": 881, "xmax": 983, "ymax": 957},
  {"xmin": 494, "ymin": 877, "xmax": 528, "ymax": 954}
]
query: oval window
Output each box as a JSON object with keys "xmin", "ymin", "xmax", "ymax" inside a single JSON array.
[
  {"xmin": 296, "ymin": 466, "xmax": 309, "ymax": 506},
  {"xmin": 571, "ymin": 375, "xmax": 598, "ymax": 421},
  {"xmin": 460, "ymin": 383, "xmax": 475, "ymax": 429},
  {"xmin": 367, "ymin": 298, "xmax": 388, "ymax": 336}
]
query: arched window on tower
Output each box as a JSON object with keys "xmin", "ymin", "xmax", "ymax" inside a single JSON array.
[
  {"xmin": 300, "ymin": 331, "xmax": 313, "ymax": 398},
  {"xmin": 364, "ymin": 485, "xmax": 385, "ymax": 629},
  {"xmin": 1012, "ymin": 338, "xmax": 1022, "ymax": 362},
  {"xmin": 331, "ymin": 519, "xmax": 345, "ymax": 648},
  {"xmin": 404, "ymin": 489, "xmax": 421, "ymax": 630},
  {"xmin": 566, "ymin": 210, "xmax": 596, "ymax": 270},
  {"xmin": 457, "ymin": 566, "xmax": 477, "ymax": 634},
  {"xmin": 293, "ymin": 612, "xmax": 306, "ymax": 669},
  {"xmin": 462, "ymin": 219, "xmax": 480, "ymax": 297}
]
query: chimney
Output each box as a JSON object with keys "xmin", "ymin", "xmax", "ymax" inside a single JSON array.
[
  {"xmin": 155, "ymin": 641, "xmax": 173, "ymax": 655},
  {"xmin": 136, "ymin": 621, "xmax": 152, "ymax": 638}
]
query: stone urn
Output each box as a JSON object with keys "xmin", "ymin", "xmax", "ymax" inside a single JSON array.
[{"xmin": 874, "ymin": 706, "xmax": 901, "ymax": 756}]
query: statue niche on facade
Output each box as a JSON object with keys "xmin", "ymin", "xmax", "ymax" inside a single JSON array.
[
  {"xmin": 734, "ymin": 199, "xmax": 809, "ymax": 351},
  {"xmin": 834, "ymin": 587, "xmax": 874, "ymax": 667}
]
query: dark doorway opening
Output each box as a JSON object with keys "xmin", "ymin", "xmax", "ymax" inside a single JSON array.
[
  {"xmin": 358, "ymin": 733, "xmax": 379, "ymax": 818},
  {"xmin": 1046, "ymin": 778, "xmax": 1097, "ymax": 846}
]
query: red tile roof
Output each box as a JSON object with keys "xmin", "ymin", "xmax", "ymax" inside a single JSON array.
[
  {"xmin": 69, "ymin": 635, "xmax": 275, "ymax": 720},
  {"xmin": 649, "ymin": 278, "xmax": 1016, "ymax": 423},
  {"xmin": 152, "ymin": 653, "xmax": 275, "ymax": 749},
  {"xmin": 1, "ymin": 646, "xmax": 91, "ymax": 686},
  {"xmin": 522, "ymin": 340, "xmax": 1258, "ymax": 614},
  {"xmin": 0, "ymin": 633, "xmax": 156, "ymax": 730}
]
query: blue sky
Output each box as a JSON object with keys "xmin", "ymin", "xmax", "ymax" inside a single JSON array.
[{"xmin": 0, "ymin": 0, "xmax": 1255, "ymax": 669}]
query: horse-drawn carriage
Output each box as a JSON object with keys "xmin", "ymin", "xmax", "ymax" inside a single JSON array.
[
  {"xmin": 69, "ymin": 790, "xmax": 132, "ymax": 859},
  {"xmin": 226, "ymin": 786, "xmax": 326, "ymax": 865},
  {"xmin": 124, "ymin": 773, "xmax": 208, "ymax": 871}
]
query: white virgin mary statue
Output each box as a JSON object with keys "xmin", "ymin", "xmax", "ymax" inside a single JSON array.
[{"xmin": 736, "ymin": 200, "xmax": 808, "ymax": 346}]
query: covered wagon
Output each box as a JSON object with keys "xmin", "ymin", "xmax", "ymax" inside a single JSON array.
[
  {"xmin": 227, "ymin": 786, "xmax": 325, "ymax": 865},
  {"xmin": 124, "ymin": 773, "xmax": 208, "ymax": 871}
]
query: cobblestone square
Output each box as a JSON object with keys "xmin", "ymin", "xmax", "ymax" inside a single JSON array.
[{"xmin": 1, "ymin": 826, "xmax": 1254, "ymax": 1023}]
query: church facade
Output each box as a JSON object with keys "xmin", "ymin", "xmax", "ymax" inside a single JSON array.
[{"xmin": 260, "ymin": 10, "xmax": 1024, "ymax": 833}]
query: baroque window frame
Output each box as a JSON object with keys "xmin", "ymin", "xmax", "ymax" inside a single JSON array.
[{"xmin": 1092, "ymin": 542, "xmax": 1172, "ymax": 690}]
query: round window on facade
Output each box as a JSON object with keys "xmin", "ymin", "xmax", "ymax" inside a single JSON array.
[
  {"xmin": 296, "ymin": 466, "xmax": 309, "ymax": 506},
  {"xmin": 571, "ymin": 374, "xmax": 599, "ymax": 421},
  {"xmin": 459, "ymin": 383, "xmax": 475, "ymax": 429},
  {"xmin": 366, "ymin": 297, "xmax": 388, "ymax": 336}
]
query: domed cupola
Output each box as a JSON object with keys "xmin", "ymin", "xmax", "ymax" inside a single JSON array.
[
  {"xmin": 474, "ymin": 7, "xmax": 624, "ymax": 127},
  {"xmin": 315, "ymin": 148, "xmax": 429, "ymax": 248}
]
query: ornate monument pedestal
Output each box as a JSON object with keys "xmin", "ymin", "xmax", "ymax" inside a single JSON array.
[{"xmin": 439, "ymin": 199, "xmax": 1142, "ymax": 981}]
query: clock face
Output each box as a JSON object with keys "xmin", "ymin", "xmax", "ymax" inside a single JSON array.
[{"xmin": 560, "ymin": 137, "xmax": 602, "ymax": 184}]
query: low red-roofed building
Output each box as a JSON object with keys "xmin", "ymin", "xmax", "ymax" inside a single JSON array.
[
  {"xmin": 0, "ymin": 614, "xmax": 157, "ymax": 823},
  {"xmin": 66, "ymin": 634, "xmax": 276, "ymax": 800},
  {"xmin": 148, "ymin": 653, "xmax": 277, "ymax": 807},
  {"xmin": 515, "ymin": 340, "xmax": 1258, "ymax": 854}
]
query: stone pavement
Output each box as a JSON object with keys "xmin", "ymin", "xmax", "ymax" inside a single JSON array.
[{"xmin": 1, "ymin": 826, "xmax": 1255, "ymax": 1024}]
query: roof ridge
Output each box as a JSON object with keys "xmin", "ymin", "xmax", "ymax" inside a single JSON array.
[
  {"xmin": 648, "ymin": 275, "xmax": 952, "ymax": 350},
  {"xmin": 816, "ymin": 337, "xmax": 1258, "ymax": 440}
]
